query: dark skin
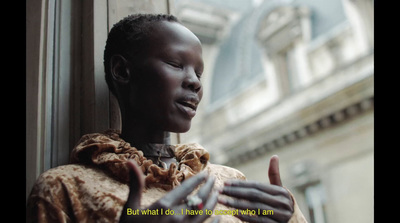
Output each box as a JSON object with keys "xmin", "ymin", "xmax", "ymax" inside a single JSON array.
[
  {"xmin": 111, "ymin": 21, "xmax": 293, "ymax": 223},
  {"xmin": 219, "ymin": 156, "xmax": 294, "ymax": 222},
  {"xmin": 111, "ymin": 21, "xmax": 204, "ymax": 145}
]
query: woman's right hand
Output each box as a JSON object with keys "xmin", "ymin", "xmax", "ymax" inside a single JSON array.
[{"xmin": 119, "ymin": 160, "xmax": 220, "ymax": 223}]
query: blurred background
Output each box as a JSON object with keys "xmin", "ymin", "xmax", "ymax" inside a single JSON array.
[
  {"xmin": 174, "ymin": 0, "xmax": 374, "ymax": 222},
  {"xmin": 27, "ymin": 0, "xmax": 373, "ymax": 222}
]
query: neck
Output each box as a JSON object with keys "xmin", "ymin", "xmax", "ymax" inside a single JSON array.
[
  {"xmin": 119, "ymin": 104, "xmax": 171, "ymax": 146},
  {"xmin": 120, "ymin": 114, "xmax": 171, "ymax": 146},
  {"xmin": 121, "ymin": 126, "xmax": 170, "ymax": 145}
]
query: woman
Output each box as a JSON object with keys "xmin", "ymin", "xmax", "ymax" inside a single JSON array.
[{"xmin": 27, "ymin": 14, "xmax": 307, "ymax": 223}]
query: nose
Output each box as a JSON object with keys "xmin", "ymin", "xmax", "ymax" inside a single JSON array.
[{"xmin": 183, "ymin": 68, "xmax": 202, "ymax": 93}]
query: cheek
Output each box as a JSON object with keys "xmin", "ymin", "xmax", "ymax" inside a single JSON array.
[
  {"xmin": 139, "ymin": 73, "xmax": 182, "ymax": 115},
  {"xmin": 150, "ymin": 62, "xmax": 183, "ymax": 88},
  {"xmin": 154, "ymin": 69, "xmax": 185, "ymax": 100},
  {"xmin": 198, "ymin": 88, "xmax": 204, "ymax": 101},
  {"xmin": 128, "ymin": 62, "xmax": 191, "ymax": 128}
]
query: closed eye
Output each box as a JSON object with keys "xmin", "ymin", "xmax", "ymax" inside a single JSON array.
[
  {"xmin": 166, "ymin": 61, "xmax": 183, "ymax": 69},
  {"xmin": 196, "ymin": 72, "xmax": 203, "ymax": 80},
  {"xmin": 195, "ymin": 66, "xmax": 204, "ymax": 80}
]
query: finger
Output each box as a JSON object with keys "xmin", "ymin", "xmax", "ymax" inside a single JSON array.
[
  {"xmin": 196, "ymin": 175, "xmax": 215, "ymax": 201},
  {"xmin": 218, "ymin": 197, "xmax": 291, "ymax": 222},
  {"xmin": 222, "ymin": 186, "xmax": 293, "ymax": 213},
  {"xmin": 268, "ymin": 155, "xmax": 282, "ymax": 187},
  {"xmin": 159, "ymin": 171, "xmax": 208, "ymax": 207},
  {"xmin": 223, "ymin": 180, "xmax": 288, "ymax": 197},
  {"xmin": 221, "ymin": 186, "xmax": 276, "ymax": 204},
  {"xmin": 218, "ymin": 196, "xmax": 268, "ymax": 212},
  {"xmin": 203, "ymin": 190, "xmax": 219, "ymax": 211},
  {"xmin": 125, "ymin": 160, "xmax": 145, "ymax": 209},
  {"xmin": 120, "ymin": 160, "xmax": 145, "ymax": 223},
  {"xmin": 191, "ymin": 191, "xmax": 219, "ymax": 223}
]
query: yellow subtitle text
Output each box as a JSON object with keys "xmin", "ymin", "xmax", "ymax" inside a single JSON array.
[{"xmin": 126, "ymin": 208, "xmax": 273, "ymax": 216}]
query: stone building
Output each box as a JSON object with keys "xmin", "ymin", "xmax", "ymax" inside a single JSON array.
[{"xmin": 175, "ymin": 0, "xmax": 374, "ymax": 222}]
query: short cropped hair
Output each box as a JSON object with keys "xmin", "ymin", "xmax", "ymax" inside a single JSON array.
[{"xmin": 103, "ymin": 13, "xmax": 180, "ymax": 96}]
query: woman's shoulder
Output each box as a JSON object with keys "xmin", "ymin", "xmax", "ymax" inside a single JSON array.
[
  {"xmin": 30, "ymin": 164, "xmax": 97, "ymax": 197},
  {"xmin": 34, "ymin": 164, "xmax": 98, "ymax": 182},
  {"xmin": 27, "ymin": 163, "xmax": 128, "ymax": 222},
  {"xmin": 29, "ymin": 163, "xmax": 127, "ymax": 206},
  {"xmin": 27, "ymin": 164, "xmax": 91, "ymax": 221}
]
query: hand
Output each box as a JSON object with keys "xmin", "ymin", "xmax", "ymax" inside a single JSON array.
[
  {"xmin": 218, "ymin": 155, "xmax": 294, "ymax": 223},
  {"xmin": 119, "ymin": 160, "xmax": 220, "ymax": 223}
]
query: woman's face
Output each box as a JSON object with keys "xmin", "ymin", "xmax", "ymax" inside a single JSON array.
[{"xmin": 127, "ymin": 21, "xmax": 204, "ymax": 133}]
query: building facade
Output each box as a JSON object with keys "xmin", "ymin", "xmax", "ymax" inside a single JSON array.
[{"xmin": 175, "ymin": 0, "xmax": 374, "ymax": 222}]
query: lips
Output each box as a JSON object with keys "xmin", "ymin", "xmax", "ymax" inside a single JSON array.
[
  {"xmin": 176, "ymin": 95, "xmax": 199, "ymax": 118},
  {"xmin": 178, "ymin": 100, "xmax": 197, "ymax": 110}
]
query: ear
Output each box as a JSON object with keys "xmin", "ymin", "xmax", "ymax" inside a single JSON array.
[{"xmin": 110, "ymin": 54, "xmax": 131, "ymax": 84}]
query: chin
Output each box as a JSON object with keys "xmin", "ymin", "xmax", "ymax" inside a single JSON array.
[{"xmin": 169, "ymin": 121, "xmax": 192, "ymax": 133}]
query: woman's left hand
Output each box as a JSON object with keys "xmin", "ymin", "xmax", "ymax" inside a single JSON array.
[{"xmin": 218, "ymin": 155, "xmax": 294, "ymax": 223}]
